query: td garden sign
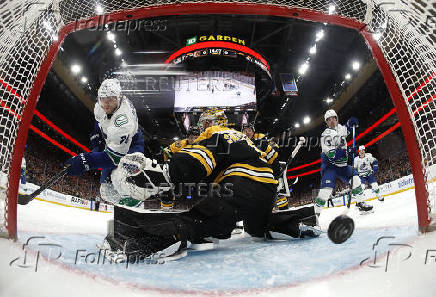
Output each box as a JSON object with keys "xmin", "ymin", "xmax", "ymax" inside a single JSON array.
[
  {"xmin": 186, "ymin": 35, "xmax": 246, "ymax": 46},
  {"xmin": 164, "ymin": 34, "xmax": 270, "ymax": 75}
]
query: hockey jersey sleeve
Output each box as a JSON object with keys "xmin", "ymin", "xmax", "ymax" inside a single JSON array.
[
  {"xmin": 90, "ymin": 121, "xmax": 104, "ymax": 152},
  {"xmin": 368, "ymin": 153, "xmax": 379, "ymax": 174}
]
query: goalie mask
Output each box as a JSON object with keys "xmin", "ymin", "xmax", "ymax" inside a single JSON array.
[
  {"xmin": 198, "ymin": 108, "xmax": 228, "ymax": 131},
  {"xmin": 187, "ymin": 126, "xmax": 200, "ymax": 136}
]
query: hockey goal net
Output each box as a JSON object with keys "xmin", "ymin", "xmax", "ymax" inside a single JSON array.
[{"xmin": 0, "ymin": 0, "xmax": 434, "ymax": 238}]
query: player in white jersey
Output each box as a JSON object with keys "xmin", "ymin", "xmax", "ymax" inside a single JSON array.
[
  {"xmin": 354, "ymin": 145, "xmax": 384, "ymax": 201},
  {"xmin": 314, "ymin": 109, "xmax": 373, "ymax": 215},
  {"xmin": 65, "ymin": 78, "xmax": 144, "ymax": 205},
  {"xmin": 20, "ymin": 156, "xmax": 27, "ymax": 192}
]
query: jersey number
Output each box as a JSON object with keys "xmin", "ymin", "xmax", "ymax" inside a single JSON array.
[{"xmin": 120, "ymin": 135, "xmax": 129, "ymax": 144}]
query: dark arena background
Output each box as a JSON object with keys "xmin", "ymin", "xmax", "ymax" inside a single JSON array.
[{"xmin": 0, "ymin": 1, "xmax": 435, "ymax": 297}]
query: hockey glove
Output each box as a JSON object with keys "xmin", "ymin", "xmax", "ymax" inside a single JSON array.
[
  {"xmin": 65, "ymin": 152, "xmax": 115, "ymax": 176},
  {"xmin": 90, "ymin": 122, "xmax": 104, "ymax": 152},
  {"xmin": 347, "ymin": 146, "xmax": 358, "ymax": 156},
  {"xmin": 326, "ymin": 148, "xmax": 347, "ymax": 163},
  {"xmin": 373, "ymin": 160, "xmax": 379, "ymax": 174},
  {"xmin": 346, "ymin": 117, "xmax": 359, "ymax": 128}
]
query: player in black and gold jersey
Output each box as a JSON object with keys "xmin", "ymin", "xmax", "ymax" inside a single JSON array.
[
  {"xmin": 162, "ymin": 126, "xmax": 200, "ymax": 162},
  {"xmin": 241, "ymin": 123, "xmax": 289, "ymax": 210},
  {"xmin": 103, "ymin": 108, "xmax": 319, "ymax": 259}
]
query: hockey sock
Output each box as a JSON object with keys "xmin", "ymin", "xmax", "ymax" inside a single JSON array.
[
  {"xmin": 315, "ymin": 188, "xmax": 333, "ymax": 215},
  {"xmin": 275, "ymin": 195, "xmax": 289, "ymax": 210},
  {"xmin": 161, "ymin": 200, "xmax": 174, "ymax": 210}
]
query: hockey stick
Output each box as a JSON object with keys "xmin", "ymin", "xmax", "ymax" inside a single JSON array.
[
  {"xmin": 279, "ymin": 136, "xmax": 306, "ymax": 177},
  {"xmin": 345, "ymin": 125, "xmax": 356, "ymax": 210},
  {"xmin": 17, "ymin": 165, "xmax": 70, "ymax": 205}
]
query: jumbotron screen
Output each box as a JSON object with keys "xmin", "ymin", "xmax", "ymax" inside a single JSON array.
[{"xmin": 174, "ymin": 71, "xmax": 256, "ymax": 112}]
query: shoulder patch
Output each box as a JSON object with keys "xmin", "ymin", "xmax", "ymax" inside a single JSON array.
[{"xmin": 114, "ymin": 114, "xmax": 128, "ymax": 127}]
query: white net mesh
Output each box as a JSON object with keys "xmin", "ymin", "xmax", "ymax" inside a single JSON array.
[{"xmin": 0, "ymin": 0, "xmax": 434, "ymax": 237}]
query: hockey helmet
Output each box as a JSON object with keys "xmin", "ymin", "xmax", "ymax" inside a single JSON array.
[
  {"xmin": 198, "ymin": 108, "xmax": 228, "ymax": 129},
  {"xmin": 241, "ymin": 122, "xmax": 255, "ymax": 132},
  {"xmin": 359, "ymin": 145, "xmax": 365, "ymax": 151},
  {"xmin": 324, "ymin": 109, "xmax": 338, "ymax": 122},
  {"xmin": 98, "ymin": 78, "xmax": 122, "ymax": 107},
  {"xmin": 187, "ymin": 126, "xmax": 200, "ymax": 136}
]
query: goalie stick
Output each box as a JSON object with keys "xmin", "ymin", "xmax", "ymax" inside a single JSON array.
[
  {"xmin": 279, "ymin": 136, "xmax": 306, "ymax": 177},
  {"xmin": 347, "ymin": 125, "xmax": 357, "ymax": 209},
  {"xmin": 17, "ymin": 165, "xmax": 70, "ymax": 205}
]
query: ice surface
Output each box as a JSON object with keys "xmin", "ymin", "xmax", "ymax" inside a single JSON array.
[{"xmin": 1, "ymin": 188, "xmax": 436, "ymax": 297}]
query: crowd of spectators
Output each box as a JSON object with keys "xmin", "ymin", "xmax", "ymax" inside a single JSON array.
[{"xmin": 24, "ymin": 133, "xmax": 100, "ymax": 200}]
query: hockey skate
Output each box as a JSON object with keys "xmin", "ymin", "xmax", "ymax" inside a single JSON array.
[
  {"xmin": 298, "ymin": 223, "xmax": 322, "ymax": 238},
  {"xmin": 231, "ymin": 221, "xmax": 244, "ymax": 235},
  {"xmin": 356, "ymin": 201, "xmax": 374, "ymax": 213},
  {"xmin": 96, "ymin": 235, "xmax": 128, "ymax": 263},
  {"xmin": 189, "ymin": 237, "xmax": 219, "ymax": 251},
  {"xmin": 377, "ymin": 195, "xmax": 384, "ymax": 202}
]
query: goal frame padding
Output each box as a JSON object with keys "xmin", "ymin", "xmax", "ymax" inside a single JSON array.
[{"xmin": 6, "ymin": 2, "xmax": 429, "ymax": 238}]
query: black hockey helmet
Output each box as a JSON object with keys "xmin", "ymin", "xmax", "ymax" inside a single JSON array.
[
  {"xmin": 241, "ymin": 122, "xmax": 255, "ymax": 132},
  {"xmin": 187, "ymin": 126, "xmax": 200, "ymax": 136}
]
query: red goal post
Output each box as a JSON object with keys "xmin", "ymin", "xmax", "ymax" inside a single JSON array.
[{"xmin": 0, "ymin": 0, "xmax": 434, "ymax": 238}]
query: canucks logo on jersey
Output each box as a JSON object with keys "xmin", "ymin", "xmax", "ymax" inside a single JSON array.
[{"xmin": 114, "ymin": 114, "xmax": 128, "ymax": 127}]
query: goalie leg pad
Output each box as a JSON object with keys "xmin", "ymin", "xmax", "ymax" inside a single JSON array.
[
  {"xmin": 111, "ymin": 206, "xmax": 192, "ymax": 258},
  {"xmin": 267, "ymin": 206, "xmax": 317, "ymax": 238}
]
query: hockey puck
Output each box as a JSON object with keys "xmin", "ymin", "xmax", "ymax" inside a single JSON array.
[{"xmin": 327, "ymin": 215, "xmax": 354, "ymax": 244}]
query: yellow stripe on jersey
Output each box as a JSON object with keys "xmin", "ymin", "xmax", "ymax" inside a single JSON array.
[
  {"xmin": 214, "ymin": 163, "xmax": 278, "ymax": 184},
  {"xmin": 179, "ymin": 145, "xmax": 216, "ymax": 176},
  {"xmin": 226, "ymin": 163, "xmax": 273, "ymax": 172},
  {"xmin": 169, "ymin": 139, "xmax": 189, "ymax": 153},
  {"xmin": 253, "ymin": 133, "xmax": 266, "ymax": 140},
  {"xmin": 215, "ymin": 172, "xmax": 278, "ymax": 184},
  {"xmin": 179, "ymin": 151, "xmax": 213, "ymax": 176},
  {"xmin": 266, "ymin": 149, "xmax": 278, "ymax": 164},
  {"xmin": 187, "ymin": 145, "xmax": 217, "ymax": 169}
]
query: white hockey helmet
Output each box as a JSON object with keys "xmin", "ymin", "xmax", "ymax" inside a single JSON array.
[
  {"xmin": 324, "ymin": 109, "xmax": 338, "ymax": 122},
  {"xmin": 98, "ymin": 78, "xmax": 122, "ymax": 105},
  {"xmin": 359, "ymin": 145, "xmax": 365, "ymax": 151}
]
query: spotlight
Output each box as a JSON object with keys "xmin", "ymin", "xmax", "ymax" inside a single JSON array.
[
  {"xmin": 352, "ymin": 61, "xmax": 360, "ymax": 71},
  {"xmin": 316, "ymin": 30, "xmax": 324, "ymax": 41},
  {"xmin": 298, "ymin": 62, "xmax": 309, "ymax": 75},
  {"xmin": 328, "ymin": 4, "xmax": 336, "ymax": 14},
  {"xmin": 71, "ymin": 64, "xmax": 81, "ymax": 74},
  {"xmin": 107, "ymin": 32, "xmax": 115, "ymax": 41}
]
